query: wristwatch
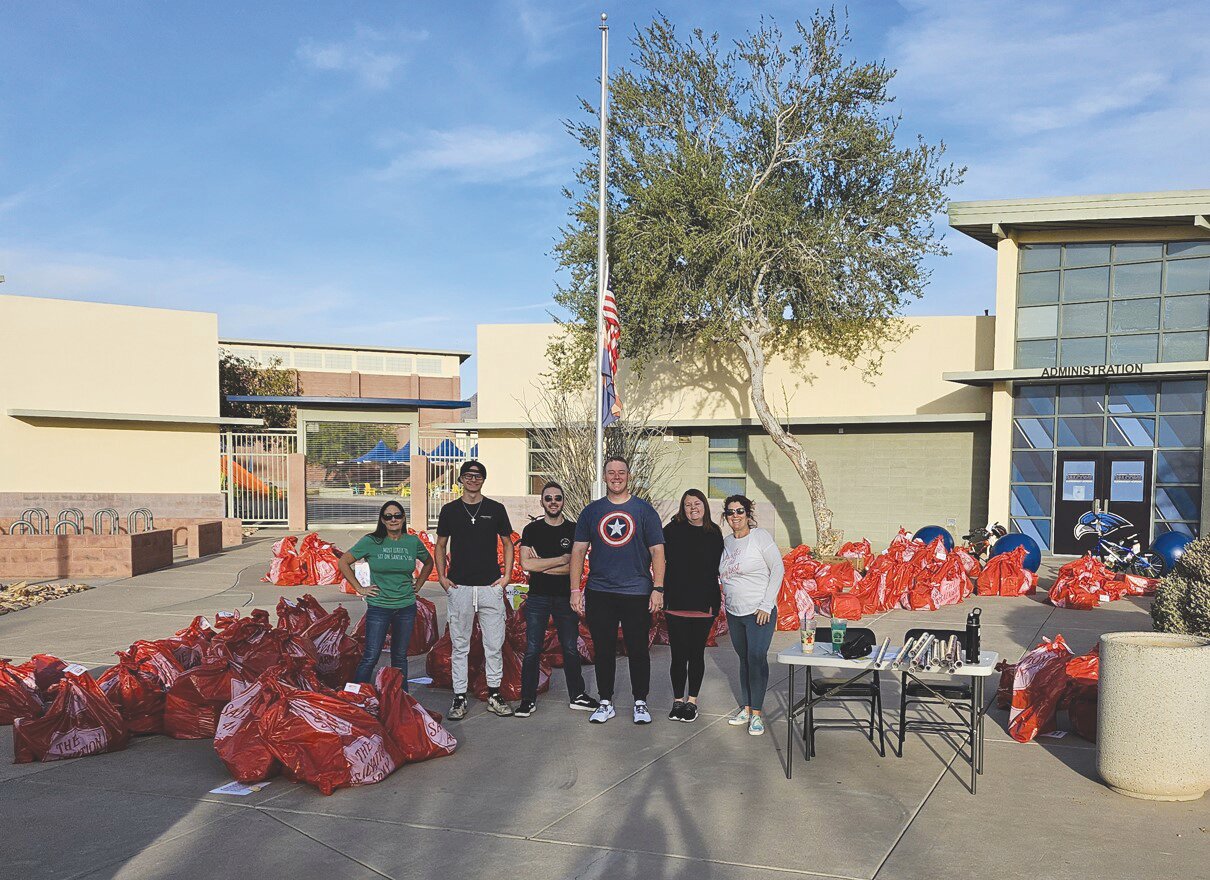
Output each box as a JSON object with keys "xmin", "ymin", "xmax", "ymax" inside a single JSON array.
[{"xmin": 652, "ymin": 586, "xmax": 664, "ymax": 593}]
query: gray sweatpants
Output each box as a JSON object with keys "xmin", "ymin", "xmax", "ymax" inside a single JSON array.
[{"xmin": 448, "ymin": 583, "xmax": 507, "ymax": 695}]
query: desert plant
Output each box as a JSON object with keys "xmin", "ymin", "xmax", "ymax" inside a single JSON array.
[{"xmin": 1151, "ymin": 535, "xmax": 1210, "ymax": 637}]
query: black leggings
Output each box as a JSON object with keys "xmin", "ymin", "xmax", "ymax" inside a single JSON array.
[{"xmin": 666, "ymin": 614, "xmax": 713, "ymax": 699}]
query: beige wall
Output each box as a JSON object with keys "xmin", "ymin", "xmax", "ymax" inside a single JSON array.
[{"xmin": 0, "ymin": 295, "xmax": 221, "ymax": 496}]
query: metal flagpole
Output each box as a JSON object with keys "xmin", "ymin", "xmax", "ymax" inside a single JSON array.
[{"xmin": 593, "ymin": 12, "xmax": 609, "ymax": 501}]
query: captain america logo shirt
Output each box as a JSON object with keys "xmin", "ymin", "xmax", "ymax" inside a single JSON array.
[{"xmin": 598, "ymin": 511, "xmax": 636, "ymax": 547}]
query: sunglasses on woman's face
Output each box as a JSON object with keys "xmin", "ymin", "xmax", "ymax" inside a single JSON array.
[
  {"xmin": 381, "ymin": 513, "xmax": 404, "ymax": 521},
  {"xmin": 725, "ymin": 508, "xmax": 747, "ymax": 516},
  {"xmin": 543, "ymin": 494, "xmax": 563, "ymax": 502}
]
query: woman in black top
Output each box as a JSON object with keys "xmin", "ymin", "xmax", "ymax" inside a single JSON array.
[{"xmin": 662, "ymin": 488, "xmax": 724, "ymax": 722}]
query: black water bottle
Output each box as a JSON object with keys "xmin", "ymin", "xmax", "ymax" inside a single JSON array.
[{"xmin": 965, "ymin": 607, "xmax": 982, "ymax": 663}]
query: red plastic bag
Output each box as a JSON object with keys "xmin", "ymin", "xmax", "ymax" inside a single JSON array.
[
  {"xmin": 1064, "ymin": 645, "xmax": 1099, "ymax": 742},
  {"xmin": 208, "ymin": 616, "xmax": 283, "ymax": 679},
  {"xmin": 838, "ymin": 539, "xmax": 874, "ymax": 570},
  {"xmin": 976, "ymin": 547, "xmax": 1036, "ymax": 597},
  {"xmin": 15, "ymin": 654, "xmax": 68, "ymax": 699},
  {"xmin": 0, "ymin": 660, "xmax": 43, "ymax": 725},
  {"xmin": 1007, "ymin": 636, "xmax": 1073, "ymax": 742},
  {"xmin": 98, "ymin": 660, "xmax": 167, "ymax": 735},
  {"xmin": 1048, "ymin": 554, "xmax": 1114, "ymax": 609},
  {"xmin": 157, "ymin": 616, "xmax": 215, "ymax": 670},
  {"xmin": 994, "ymin": 660, "xmax": 1016, "ymax": 710},
  {"xmin": 470, "ymin": 639, "xmax": 547, "ymax": 702},
  {"xmin": 258, "ymin": 680, "xmax": 402, "ymax": 795},
  {"xmin": 214, "ymin": 679, "xmax": 282, "ymax": 783},
  {"xmin": 163, "ymin": 659, "xmax": 253, "ymax": 740},
  {"xmin": 276, "ymin": 595, "xmax": 326, "ymax": 634},
  {"xmin": 409, "ymin": 597, "xmax": 439, "ymax": 656},
  {"xmin": 830, "ymin": 593, "xmax": 863, "ymax": 621},
  {"xmin": 13, "ymin": 667, "xmax": 130, "ymax": 763},
  {"xmin": 376, "ymin": 667, "xmax": 457, "ymax": 763},
  {"xmin": 303, "ymin": 606, "xmax": 361, "ymax": 688},
  {"xmin": 263, "ymin": 536, "xmax": 306, "ymax": 586},
  {"xmin": 705, "ymin": 608, "xmax": 729, "ymax": 647}
]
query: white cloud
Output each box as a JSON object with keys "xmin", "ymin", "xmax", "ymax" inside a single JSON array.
[
  {"xmin": 296, "ymin": 25, "xmax": 427, "ymax": 90},
  {"xmin": 509, "ymin": 0, "xmax": 586, "ymax": 65},
  {"xmin": 374, "ymin": 125, "xmax": 562, "ymax": 183}
]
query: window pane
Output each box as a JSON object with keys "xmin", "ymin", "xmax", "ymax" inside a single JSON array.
[
  {"xmin": 1161, "ymin": 331, "xmax": 1208, "ymax": 363},
  {"xmin": 1111, "ymin": 298, "xmax": 1160, "ymax": 333},
  {"xmin": 1012, "ymin": 450, "xmax": 1053, "ymax": 483},
  {"xmin": 1064, "ymin": 243, "xmax": 1111, "ymax": 267},
  {"xmin": 1167, "ymin": 241, "xmax": 1210, "ymax": 259},
  {"xmin": 1017, "ymin": 306, "xmax": 1058, "ymax": 339},
  {"xmin": 1163, "ymin": 294, "xmax": 1210, "ymax": 331},
  {"xmin": 1058, "ymin": 383, "xmax": 1106, "ymax": 415},
  {"xmin": 1057, "ymin": 416, "xmax": 1103, "ymax": 447},
  {"xmin": 1115, "ymin": 243, "xmax": 1164, "ymax": 263},
  {"xmin": 1155, "ymin": 521, "xmax": 1198, "ymax": 538},
  {"xmin": 1010, "ymin": 518, "xmax": 1052, "ymax": 553},
  {"xmin": 1014, "ymin": 385, "xmax": 1056, "ymax": 416},
  {"xmin": 1157, "ymin": 450, "xmax": 1202, "ymax": 484},
  {"xmin": 1016, "ymin": 339, "xmax": 1057, "ymax": 368},
  {"xmin": 1018, "ymin": 271, "xmax": 1060, "ymax": 305},
  {"xmin": 708, "ymin": 451, "xmax": 746, "ymax": 474},
  {"xmin": 1155, "ymin": 487, "xmax": 1200, "ymax": 522},
  {"xmin": 1107, "ymin": 416, "xmax": 1156, "ymax": 447},
  {"xmin": 529, "ymin": 474, "xmax": 548, "ymax": 495},
  {"xmin": 1062, "ymin": 266, "xmax": 1110, "ymax": 301},
  {"xmin": 1061, "ymin": 302, "xmax": 1108, "ymax": 336},
  {"xmin": 1165, "ymin": 257, "xmax": 1210, "ymax": 294},
  {"xmin": 1110, "ymin": 334, "xmax": 1158, "ymax": 364},
  {"xmin": 1020, "ymin": 244, "xmax": 1061, "ymax": 270},
  {"xmin": 707, "ymin": 477, "xmax": 745, "ymax": 500},
  {"xmin": 708, "ymin": 436, "xmax": 742, "ymax": 450},
  {"xmin": 1112, "ymin": 261, "xmax": 1162, "ymax": 297},
  {"xmin": 1013, "ymin": 418, "xmax": 1055, "ymax": 449},
  {"xmin": 1160, "ymin": 379, "xmax": 1206, "ymax": 413},
  {"xmin": 1107, "ymin": 382, "xmax": 1157, "ymax": 414},
  {"xmin": 1158, "ymin": 414, "xmax": 1203, "ymax": 447},
  {"xmin": 1060, "ymin": 336, "xmax": 1106, "ymax": 366},
  {"xmin": 1011, "ymin": 484, "xmax": 1052, "ymax": 518}
]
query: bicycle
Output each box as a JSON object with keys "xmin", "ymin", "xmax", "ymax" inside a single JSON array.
[
  {"xmin": 1074, "ymin": 508, "xmax": 1163, "ymax": 576},
  {"xmin": 962, "ymin": 521, "xmax": 1006, "ymax": 562}
]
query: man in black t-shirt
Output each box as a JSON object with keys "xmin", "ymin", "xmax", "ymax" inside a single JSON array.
[
  {"xmin": 515, "ymin": 481, "xmax": 600, "ymax": 717},
  {"xmin": 435, "ymin": 460, "xmax": 514, "ymax": 720}
]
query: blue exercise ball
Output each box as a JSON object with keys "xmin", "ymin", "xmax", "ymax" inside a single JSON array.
[
  {"xmin": 991, "ymin": 533, "xmax": 1042, "ymax": 573},
  {"xmin": 913, "ymin": 525, "xmax": 954, "ymax": 552},
  {"xmin": 1151, "ymin": 531, "xmax": 1193, "ymax": 574}
]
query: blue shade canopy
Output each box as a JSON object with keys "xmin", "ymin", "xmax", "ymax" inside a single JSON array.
[
  {"xmin": 387, "ymin": 442, "xmax": 411, "ymax": 463},
  {"xmin": 470, "ymin": 443, "xmax": 478, "ymax": 457},
  {"xmin": 352, "ymin": 440, "xmax": 395, "ymax": 462},
  {"xmin": 426, "ymin": 439, "xmax": 467, "ymax": 460}
]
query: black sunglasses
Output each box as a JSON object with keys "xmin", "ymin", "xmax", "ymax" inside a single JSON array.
[
  {"xmin": 543, "ymin": 494, "xmax": 563, "ymax": 502},
  {"xmin": 724, "ymin": 508, "xmax": 748, "ymax": 516},
  {"xmin": 462, "ymin": 472, "xmax": 484, "ymax": 480},
  {"xmin": 381, "ymin": 513, "xmax": 404, "ymax": 521}
]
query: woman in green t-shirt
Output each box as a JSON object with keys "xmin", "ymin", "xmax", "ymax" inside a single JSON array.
[{"xmin": 338, "ymin": 500, "xmax": 434, "ymax": 686}]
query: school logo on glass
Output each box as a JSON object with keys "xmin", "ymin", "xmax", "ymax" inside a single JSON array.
[{"xmin": 598, "ymin": 512, "xmax": 636, "ymax": 547}]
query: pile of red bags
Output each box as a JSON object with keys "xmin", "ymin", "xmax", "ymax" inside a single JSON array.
[
  {"xmin": 97, "ymin": 641, "xmax": 184, "ymax": 735},
  {"xmin": 1047, "ymin": 554, "xmax": 1159, "ymax": 609},
  {"xmin": 838, "ymin": 539, "xmax": 875, "ymax": 570},
  {"xmin": 996, "ymin": 635, "xmax": 1100, "ymax": 742},
  {"xmin": 776, "ymin": 545, "xmax": 821, "ymax": 630},
  {"xmin": 263, "ymin": 535, "xmax": 346, "ymax": 587},
  {"xmin": 976, "ymin": 546, "xmax": 1038, "ymax": 597},
  {"xmin": 13, "ymin": 665, "xmax": 131, "ymax": 763},
  {"xmin": 216, "ymin": 665, "xmax": 456, "ymax": 795}
]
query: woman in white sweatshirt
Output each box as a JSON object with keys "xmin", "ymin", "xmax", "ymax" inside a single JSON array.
[{"xmin": 718, "ymin": 495, "xmax": 784, "ymax": 736}]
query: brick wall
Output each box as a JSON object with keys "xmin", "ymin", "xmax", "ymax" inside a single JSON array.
[
  {"xmin": 0, "ymin": 493, "xmax": 224, "ymax": 521},
  {"xmin": 0, "ymin": 529, "xmax": 174, "ymax": 579}
]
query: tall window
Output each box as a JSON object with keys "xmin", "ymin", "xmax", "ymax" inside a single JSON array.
[
  {"xmin": 527, "ymin": 431, "xmax": 552, "ymax": 495},
  {"xmin": 1016, "ymin": 241, "xmax": 1210, "ymax": 368},
  {"xmin": 707, "ymin": 436, "xmax": 747, "ymax": 499}
]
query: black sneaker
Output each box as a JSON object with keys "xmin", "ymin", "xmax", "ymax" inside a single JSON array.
[
  {"xmin": 448, "ymin": 695, "xmax": 468, "ymax": 720},
  {"xmin": 679, "ymin": 702, "xmax": 699, "ymax": 723},
  {"xmin": 668, "ymin": 701, "xmax": 685, "ymax": 721},
  {"xmin": 569, "ymin": 693, "xmax": 600, "ymax": 712},
  {"xmin": 515, "ymin": 700, "xmax": 536, "ymax": 717}
]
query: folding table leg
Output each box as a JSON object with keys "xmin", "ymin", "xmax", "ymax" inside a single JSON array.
[
  {"xmin": 976, "ymin": 676, "xmax": 985, "ymax": 775},
  {"xmin": 969, "ymin": 680, "xmax": 978, "ymax": 795},
  {"xmin": 805, "ymin": 666, "xmax": 815, "ymax": 759},
  {"xmin": 787, "ymin": 665, "xmax": 794, "ymax": 780}
]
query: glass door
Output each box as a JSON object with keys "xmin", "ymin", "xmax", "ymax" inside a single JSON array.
[
  {"xmin": 1054, "ymin": 454, "xmax": 1099, "ymax": 555},
  {"xmin": 1053, "ymin": 451, "xmax": 1154, "ymax": 555}
]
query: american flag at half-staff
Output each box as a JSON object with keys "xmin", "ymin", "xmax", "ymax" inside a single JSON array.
[{"xmin": 600, "ymin": 279, "xmax": 622, "ymax": 428}]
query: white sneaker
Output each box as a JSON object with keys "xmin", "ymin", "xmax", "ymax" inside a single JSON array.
[
  {"xmin": 727, "ymin": 707, "xmax": 751, "ymax": 726},
  {"xmin": 589, "ymin": 700, "xmax": 615, "ymax": 724},
  {"xmin": 633, "ymin": 700, "xmax": 652, "ymax": 724}
]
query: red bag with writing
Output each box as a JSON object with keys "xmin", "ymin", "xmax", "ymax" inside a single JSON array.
[
  {"xmin": 163, "ymin": 659, "xmax": 253, "ymax": 740},
  {"xmin": 14, "ymin": 654, "xmax": 68, "ymax": 700},
  {"xmin": 13, "ymin": 668, "xmax": 130, "ymax": 763},
  {"xmin": 376, "ymin": 667, "xmax": 457, "ymax": 763},
  {"xmin": 214, "ymin": 679, "xmax": 281, "ymax": 783},
  {"xmin": 0, "ymin": 660, "xmax": 43, "ymax": 725},
  {"xmin": 1008, "ymin": 636, "xmax": 1074, "ymax": 743},
  {"xmin": 303, "ymin": 606, "xmax": 361, "ymax": 688}
]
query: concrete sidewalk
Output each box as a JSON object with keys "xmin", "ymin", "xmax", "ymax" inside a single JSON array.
[{"xmin": 1, "ymin": 531, "xmax": 1206, "ymax": 880}]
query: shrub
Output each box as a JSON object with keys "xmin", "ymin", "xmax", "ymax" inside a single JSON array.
[{"xmin": 1152, "ymin": 535, "xmax": 1210, "ymax": 637}]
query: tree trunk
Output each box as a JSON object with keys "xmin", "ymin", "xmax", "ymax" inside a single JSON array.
[{"xmin": 737, "ymin": 322, "xmax": 843, "ymax": 553}]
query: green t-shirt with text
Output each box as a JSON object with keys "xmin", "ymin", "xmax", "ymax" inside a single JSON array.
[{"xmin": 349, "ymin": 533, "xmax": 431, "ymax": 609}]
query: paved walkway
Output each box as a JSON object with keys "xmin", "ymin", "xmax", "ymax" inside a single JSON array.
[{"xmin": 1, "ymin": 532, "xmax": 1206, "ymax": 880}]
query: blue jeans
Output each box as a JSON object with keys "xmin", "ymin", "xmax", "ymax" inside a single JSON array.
[
  {"xmin": 354, "ymin": 603, "xmax": 417, "ymax": 687},
  {"xmin": 521, "ymin": 595, "xmax": 586, "ymax": 703},
  {"xmin": 727, "ymin": 611, "xmax": 776, "ymax": 711}
]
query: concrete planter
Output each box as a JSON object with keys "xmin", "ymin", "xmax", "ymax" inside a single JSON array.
[{"xmin": 1097, "ymin": 631, "xmax": 1210, "ymax": 801}]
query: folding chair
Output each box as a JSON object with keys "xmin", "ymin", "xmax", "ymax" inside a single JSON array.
[
  {"xmin": 805, "ymin": 626, "xmax": 887, "ymax": 757},
  {"xmin": 896, "ymin": 626, "xmax": 974, "ymax": 757}
]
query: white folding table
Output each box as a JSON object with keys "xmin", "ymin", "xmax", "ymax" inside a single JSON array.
[{"xmin": 777, "ymin": 643, "xmax": 999, "ymax": 793}]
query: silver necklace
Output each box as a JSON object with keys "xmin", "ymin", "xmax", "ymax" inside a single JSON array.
[{"xmin": 461, "ymin": 499, "xmax": 484, "ymax": 525}]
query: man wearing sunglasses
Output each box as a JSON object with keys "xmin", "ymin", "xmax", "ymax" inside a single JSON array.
[
  {"xmin": 435, "ymin": 459, "xmax": 515, "ymax": 719},
  {"xmin": 515, "ymin": 482, "xmax": 599, "ymax": 717}
]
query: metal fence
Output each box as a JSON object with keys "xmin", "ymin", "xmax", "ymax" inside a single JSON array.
[
  {"xmin": 304, "ymin": 421, "xmax": 413, "ymax": 526},
  {"xmin": 221, "ymin": 429, "xmax": 295, "ymax": 525},
  {"xmin": 419, "ymin": 431, "xmax": 478, "ymax": 529}
]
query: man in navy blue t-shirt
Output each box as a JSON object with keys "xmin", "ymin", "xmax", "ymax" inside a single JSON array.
[{"xmin": 570, "ymin": 456, "xmax": 666, "ymax": 725}]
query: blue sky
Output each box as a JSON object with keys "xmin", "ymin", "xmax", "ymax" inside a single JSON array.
[{"xmin": 3, "ymin": 1, "xmax": 1209, "ymax": 394}]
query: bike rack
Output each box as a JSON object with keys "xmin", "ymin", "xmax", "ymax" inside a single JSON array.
[
  {"xmin": 19, "ymin": 507, "xmax": 50, "ymax": 535},
  {"xmin": 128, "ymin": 508, "xmax": 155, "ymax": 533},
  {"xmin": 57, "ymin": 508, "xmax": 85, "ymax": 534},
  {"xmin": 8, "ymin": 521, "xmax": 35, "ymax": 535},
  {"xmin": 93, "ymin": 508, "xmax": 121, "ymax": 535},
  {"xmin": 53, "ymin": 519, "xmax": 81, "ymax": 535}
]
